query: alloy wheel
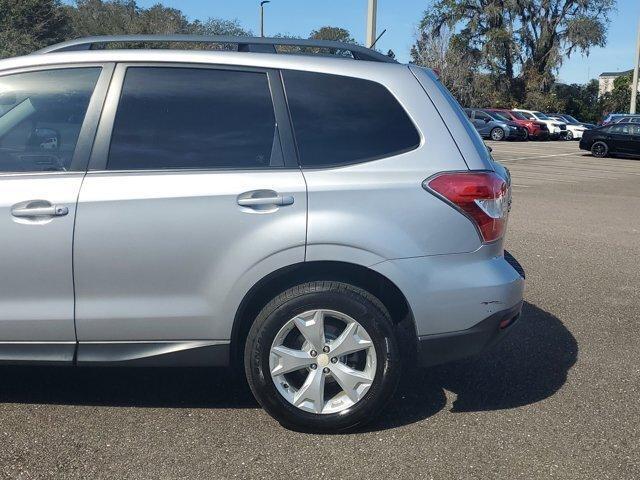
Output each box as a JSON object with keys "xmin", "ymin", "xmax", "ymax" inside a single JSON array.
[
  {"xmin": 491, "ymin": 128, "xmax": 505, "ymax": 141},
  {"xmin": 269, "ymin": 309, "xmax": 377, "ymax": 414},
  {"xmin": 592, "ymin": 142, "xmax": 607, "ymax": 157}
]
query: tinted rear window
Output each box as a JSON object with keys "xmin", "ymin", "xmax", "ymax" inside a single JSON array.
[{"xmin": 282, "ymin": 70, "xmax": 420, "ymax": 167}]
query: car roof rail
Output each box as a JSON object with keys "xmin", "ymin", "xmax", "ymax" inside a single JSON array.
[{"xmin": 34, "ymin": 35, "xmax": 396, "ymax": 63}]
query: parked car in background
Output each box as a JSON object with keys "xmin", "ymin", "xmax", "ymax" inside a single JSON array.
[
  {"xmin": 0, "ymin": 35, "xmax": 524, "ymax": 433},
  {"xmin": 611, "ymin": 116, "xmax": 640, "ymax": 125},
  {"xmin": 464, "ymin": 108, "xmax": 524, "ymax": 140},
  {"xmin": 485, "ymin": 108, "xmax": 549, "ymax": 140},
  {"xmin": 549, "ymin": 113, "xmax": 595, "ymax": 129},
  {"xmin": 547, "ymin": 114, "xmax": 588, "ymax": 140},
  {"xmin": 513, "ymin": 109, "xmax": 567, "ymax": 139},
  {"xmin": 579, "ymin": 123, "xmax": 640, "ymax": 158},
  {"xmin": 482, "ymin": 110, "xmax": 528, "ymax": 140},
  {"xmin": 601, "ymin": 113, "xmax": 640, "ymax": 125}
]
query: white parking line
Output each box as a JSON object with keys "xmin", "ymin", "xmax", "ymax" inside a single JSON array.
[{"xmin": 503, "ymin": 152, "xmax": 581, "ymax": 161}]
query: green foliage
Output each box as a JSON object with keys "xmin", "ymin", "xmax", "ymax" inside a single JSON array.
[
  {"xmin": 0, "ymin": 0, "xmax": 70, "ymax": 58},
  {"xmin": 67, "ymin": 0, "xmax": 251, "ymax": 40},
  {"xmin": 551, "ymin": 80, "xmax": 601, "ymax": 123},
  {"xmin": 599, "ymin": 73, "xmax": 634, "ymax": 115},
  {"xmin": 413, "ymin": 0, "xmax": 615, "ymax": 108},
  {"xmin": 309, "ymin": 26, "xmax": 355, "ymax": 44}
]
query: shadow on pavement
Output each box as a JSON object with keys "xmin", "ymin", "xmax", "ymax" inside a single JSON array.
[
  {"xmin": 0, "ymin": 365, "xmax": 258, "ymax": 409},
  {"xmin": 0, "ymin": 302, "xmax": 576, "ymax": 430},
  {"xmin": 371, "ymin": 301, "xmax": 578, "ymax": 430}
]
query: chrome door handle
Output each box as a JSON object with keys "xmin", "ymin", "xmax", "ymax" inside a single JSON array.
[
  {"xmin": 237, "ymin": 195, "xmax": 294, "ymax": 207},
  {"xmin": 12, "ymin": 205, "xmax": 68, "ymax": 218}
]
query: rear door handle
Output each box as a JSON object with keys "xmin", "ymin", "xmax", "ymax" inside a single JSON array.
[
  {"xmin": 12, "ymin": 204, "xmax": 68, "ymax": 218},
  {"xmin": 237, "ymin": 195, "xmax": 294, "ymax": 207}
]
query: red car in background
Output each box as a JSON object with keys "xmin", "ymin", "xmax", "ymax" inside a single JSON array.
[{"xmin": 485, "ymin": 108, "xmax": 549, "ymax": 140}]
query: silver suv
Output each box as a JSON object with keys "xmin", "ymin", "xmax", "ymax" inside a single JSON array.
[{"xmin": 0, "ymin": 35, "xmax": 524, "ymax": 432}]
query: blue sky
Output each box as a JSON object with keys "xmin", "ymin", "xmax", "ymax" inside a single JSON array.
[{"xmin": 127, "ymin": 0, "xmax": 638, "ymax": 84}]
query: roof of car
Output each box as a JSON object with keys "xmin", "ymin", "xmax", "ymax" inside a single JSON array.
[
  {"xmin": 0, "ymin": 48, "xmax": 407, "ymax": 81},
  {"xmin": 35, "ymin": 35, "xmax": 395, "ymax": 63}
]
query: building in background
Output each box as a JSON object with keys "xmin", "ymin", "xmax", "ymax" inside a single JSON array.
[{"xmin": 599, "ymin": 69, "xmax": 634, "ymax": 96}]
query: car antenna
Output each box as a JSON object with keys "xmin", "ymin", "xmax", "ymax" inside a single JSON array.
[{"xmin": 370, "ymin": 29, "xmax": 387, "ymax": 49}]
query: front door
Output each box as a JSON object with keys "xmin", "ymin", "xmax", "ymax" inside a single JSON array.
[
  {"xmin": 73, "ymin": 64, "xmax": 306, "ymax": 361},
  {"xmin": 0, "ymin": 65, "xmax": 109, "ymax": 362}
]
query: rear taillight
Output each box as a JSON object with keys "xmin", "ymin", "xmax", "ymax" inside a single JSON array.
[{"xmin": 424, "ymin": 171, "xmax": 510, "ymax": 243}]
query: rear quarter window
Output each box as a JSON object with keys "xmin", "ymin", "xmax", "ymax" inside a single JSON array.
[{"xmin": 282, "ymin": 70, "xmax": 420, "ymax": 167}]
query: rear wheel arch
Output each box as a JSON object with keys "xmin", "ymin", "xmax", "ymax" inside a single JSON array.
[{"xmin": 230, "ymin": 261, "xmax": 417, "ymax": 369}]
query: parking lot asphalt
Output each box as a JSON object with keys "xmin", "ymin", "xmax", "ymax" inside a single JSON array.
[{"xmin": 1, "ymin": 140, "xmax": 639, "ymax": 480}]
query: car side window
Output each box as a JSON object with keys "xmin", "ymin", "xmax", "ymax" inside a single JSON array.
[
  {"xmin": 107, "ymin": 67, "xmax": 282, "ymax": 170},
  {"xmin": 609, "ymin": 124, "xmax": 629, "ymax": 134},
  {"xmin": 0, "ymin": 68, "xmax": 101, "ymax": 173},
  {"xmin": 282, "ymin": 70, "xmax": 420, "ymax": 167}
]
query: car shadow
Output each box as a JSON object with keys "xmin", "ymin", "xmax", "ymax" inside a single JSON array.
[
  {"xmin": 0, "ymin": 302, "xmax": 577, "ymax": 431},
  {"xmin": 369, "ymin": 301, "xmax": 577, "ymax": 431},
  {"xmin": 0, "ymin": 364, "xmax": 258, "ymax": 409}
]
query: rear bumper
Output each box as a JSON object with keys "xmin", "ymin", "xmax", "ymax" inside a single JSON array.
[
  {"xmin": 372, "ymin": 245, "xmax": 525, "ymax": 336},
  {"xmin": 417, "ymin": 300, "xmax": 523, "ymax": 367}
]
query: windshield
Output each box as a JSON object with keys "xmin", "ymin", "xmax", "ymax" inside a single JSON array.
[
  {"xmin": 510, "ymin": 111, "xmax": 527, "ymax": 120},
  {"xmin": 485, "ymin": 111, "xmax": 510, "ymax": 122},
  {"xmin": 533, "ymin": 111, "xmax": 551, "ymax": 120},
  {"xmin": 562, "ymin": 114, "xmax": 580, "ymax": 124}
]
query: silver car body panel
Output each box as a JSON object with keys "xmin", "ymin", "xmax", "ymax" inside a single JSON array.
[
  {"xmin": 0, "ymin": 173, "xmax": 82, "ymax": 341},
  {"xmin": 74, "ymin": 169, "xmax": 307, "ymax": 341},
  {"xmin": 0, "ymin": 49, "xmax": 524, "ymax": 364}
]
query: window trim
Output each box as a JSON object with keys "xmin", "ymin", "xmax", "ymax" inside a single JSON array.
[
  {"xmin": 280, "ymin": 68, "xmax": 421, "ymax": 170},
  {"xmin": 0, "ymin": 62, "xmax": 114, "ymax": 176},
  {"xmin": 88, "ymin": 62, "xmax": 298, "ymax": 172}
]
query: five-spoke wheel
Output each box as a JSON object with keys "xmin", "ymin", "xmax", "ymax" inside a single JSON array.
[
  {"xmin": 269, "ymin": 309, "xmax": 377, "ymax": 414},
  {"xmin": 244, "ymin": 281, "xmax": 400, "ymax": 432}
]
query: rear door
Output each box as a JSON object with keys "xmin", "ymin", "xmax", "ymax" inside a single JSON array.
[
  {"xmin": 73, "ymin": 64, "xmax": 306, "ymax": 356},
  {"xmin": 629, "ymin": 125, "xmax": 640, "ymax": 154},
  {"xmin": 607, "ymin": 124, "xmax": 634, "ymax": 153},
  {"xmin": 0, "ymin": 65, "xmax": 110, "ymax": 363}
]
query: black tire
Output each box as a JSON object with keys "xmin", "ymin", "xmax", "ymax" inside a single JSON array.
[
  {"xmin": 490, "ymin": 127, "xmax": 505, "ymax": 141},
  {"xmin": 522, "ymin": 129, "xmax": 529, "ymax": 141},
  {"xmin": 244, "ymin": 281, "xmax": 400, "ymax": 433},
  {"xmin": 591, "ymin": 141, "xmax": 608, "ymax": 158},
  {"xmin": 565, "ymin": 130, "xmax": 574, "ymax": 140}
]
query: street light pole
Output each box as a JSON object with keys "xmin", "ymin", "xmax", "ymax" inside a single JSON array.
[
  {"xmin": 631, "ymin": 15, "xmax": 640, "ymax": 113},
  {"xmin": 260, "ymin": 1, "xmax": 270, "ymax": 38},
  {"xmin": 366, "ymin": 0, "xmax": 377, "ymax": 48}
]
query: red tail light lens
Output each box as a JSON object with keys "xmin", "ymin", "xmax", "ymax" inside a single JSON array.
[{"xmin": 425, "ymin": 171, "xmax": 510, "ymax": 243}]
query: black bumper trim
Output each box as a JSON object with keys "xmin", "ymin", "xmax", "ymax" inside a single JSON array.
[
  {"xmin": 418, "ymin": 301, "xmax": 523, "ymax": 367},
  {"xmin": 504, "ymin": 250, "xmax": 525, "ymax": 278}
]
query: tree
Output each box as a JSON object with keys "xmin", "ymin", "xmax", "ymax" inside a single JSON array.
[
  {"xmin": 66, "ymin": 1, "xmax": 251, "ymax": 50},
  {"xmin": 67, "ymin": 0, "xmax": 189, "ymax": 37},
  {"xmin": 309, "ymin": 26, "xmax": 355, "ymax": 44},
  {"xmin": 416, "ymin": 0, "xmax": 615, "ymax": 103},
  {"xmin": 600, "ymin": 72, "xmax": 634, "ymax": 115},
  {"xmin": 0, "ymin": 0, "xmax": 70, "ymax": 58},
  {"xmin": 411, "ymin": 26, "xmax": 479, "ymax": 106}
]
